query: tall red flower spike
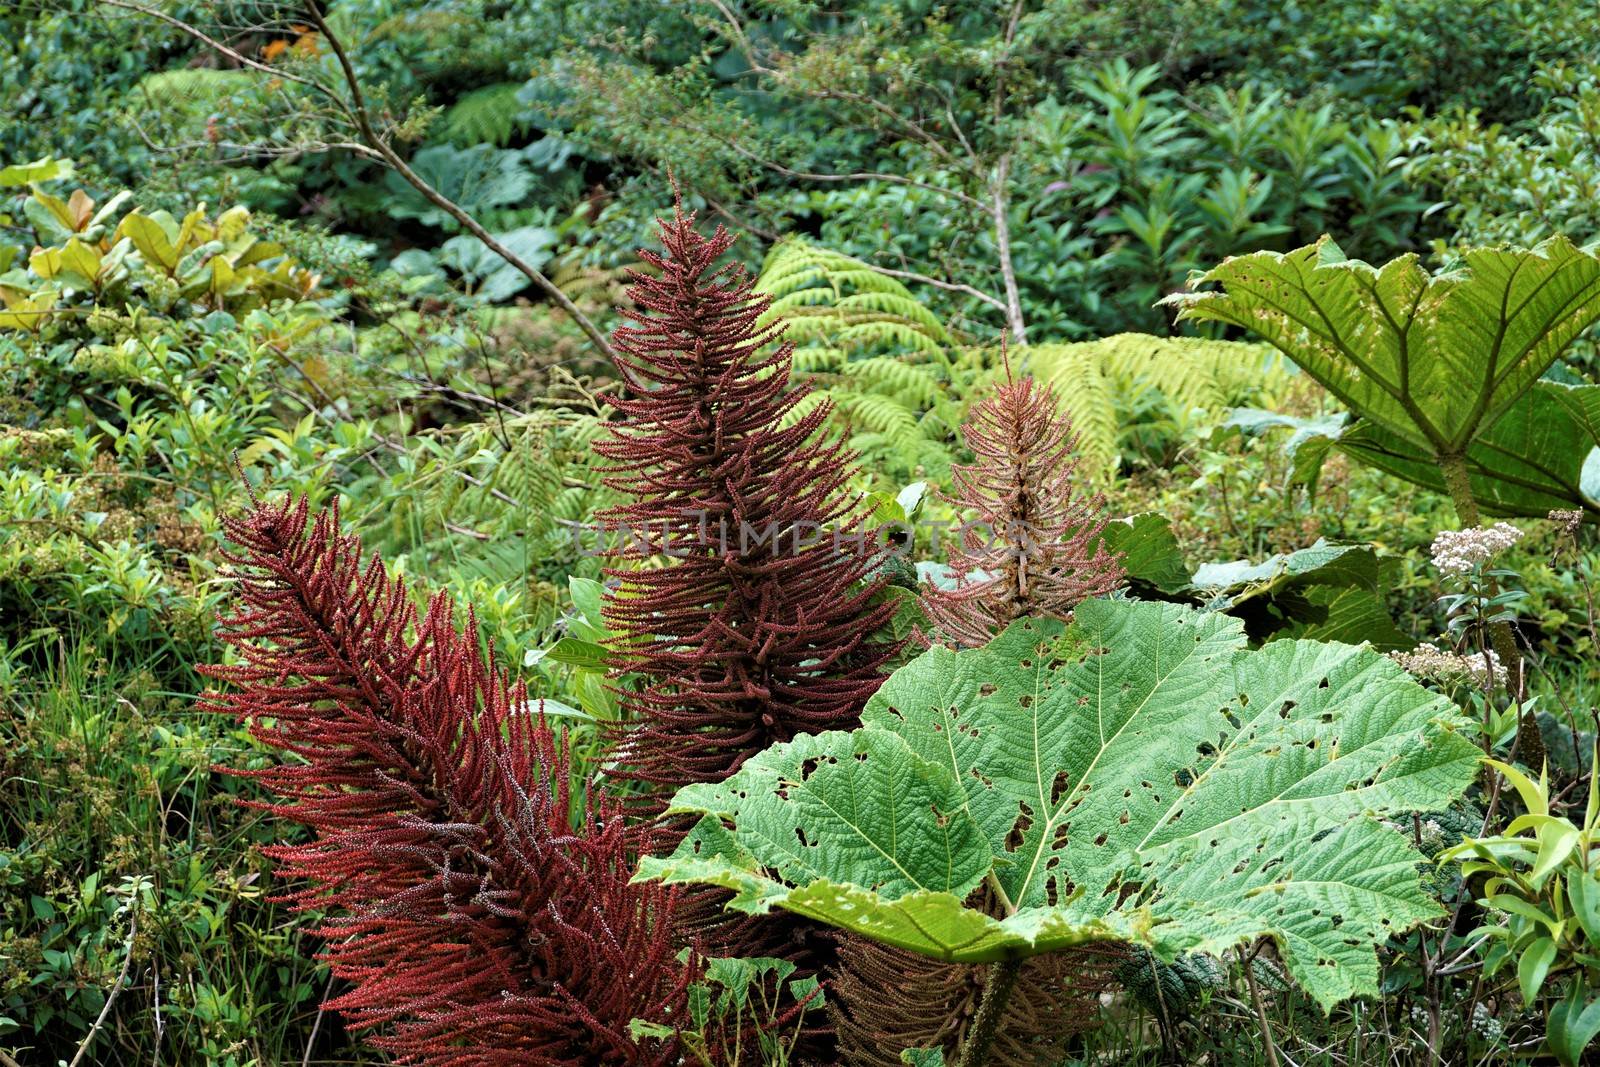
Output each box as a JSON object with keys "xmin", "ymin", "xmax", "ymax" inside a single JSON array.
[
  {"xmin": 202, "ymin": 494, "xmax": 697, "ymax": 1066},
  {"xmin": 923, "ymin": 369, "xmax": 1124, "ymax": 648},
  {"xmin": 596, "ymin": 202, "xmax": 900, "ymax": 810}
]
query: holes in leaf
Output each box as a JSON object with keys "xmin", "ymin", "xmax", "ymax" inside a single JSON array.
[
  {"xmin": 1094, "ymin": 832, "xmax": 1108, "ymax": 847},
  {"xmin": 1050, "ymin": 770, "xmax": 1071, "ymax": 806},
  {"xmin": 1019, "ymin": 694, "xmax": 1033, "ymax": 709},
  {"xmin": 1278, "ymin": 700, "xmax": 1296, "ymax": 719},
  {"xmin": 1006, "ymin": 802, "xmax": 1034, "ymax": 850},
  {"xmin": 979, "ymin": 684, "xmax": 997, "ymax": 697}
]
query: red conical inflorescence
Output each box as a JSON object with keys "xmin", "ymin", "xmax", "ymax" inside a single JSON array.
[
  {"xmin": 595, "ymin": 202, "xmax": 900, "ymax": 809},
  {"xmin": 202, "ymin": 494, "xmax": 697, "ymax": 1066},
  {"xmin": 923, "ymin": 369, "xmax": 1124, "ymax": 648}
]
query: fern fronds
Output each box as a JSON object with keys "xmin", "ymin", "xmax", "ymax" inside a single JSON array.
[
  {"xmin": 1023, "ymin": 333, "xmax": 1288, "ymax": 479},
  {"xmin": 439, "ymin": 82, "xmax": 530, "ymax": 147},
  {"xmin": 754, "ymin": 237, "xmax": 967, "ymax": 482}
]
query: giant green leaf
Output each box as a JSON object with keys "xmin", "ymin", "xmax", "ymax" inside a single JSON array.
[
  {"xmin": 1166, "ymin": 237, "xmax": 1600, "ymax": 457},
  {"xmin": 1338, "ymin": 380, "xmax": 1600, "ymax": 519},
  {"xmin": 639, "ymin": 599, "xmax": 1480, "ymax": 1010}
]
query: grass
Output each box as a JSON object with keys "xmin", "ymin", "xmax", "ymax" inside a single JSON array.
[{"xmin": 0, "ymin": 636, "xmax": 367, "ymax": 1065}]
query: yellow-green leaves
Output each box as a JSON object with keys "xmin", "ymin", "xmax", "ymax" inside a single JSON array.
[
  {"xmin": 0, "ymin": 173, "xmax": 322, "ymax": 333},
  {"xmin": 639, "ymin": 599, "xmax": 1480, "ymax": 1010},
  {"xmin": 1441, "ymin": 748, "xmax": 1600, "ymax": 1064},
  {"xmin": 117, "ymin": 211, "xmax": 185, "ymax": 276}
]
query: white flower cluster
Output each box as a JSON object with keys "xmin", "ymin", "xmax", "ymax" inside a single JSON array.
[
  {"xmin": 1389, "ymin": 643, "xmax": 1503, "ymax": 689},
  {"xmin": 1430, "ymin": 522, "xmax": 1523, "ymax": 576},
  {"xmin": 1471, "ymin": 1001, "xmax": 1504, "ymax": 1044}
]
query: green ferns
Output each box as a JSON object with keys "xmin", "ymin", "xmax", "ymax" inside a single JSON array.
[
  {"xmin": 640, "ymin": 599, "xmax": 1480, "ymax": 1012},
  {"xmin": 1026, "ymin": 334, "xmax": 1292, "ymax": 478},
  {"xmin": 754, "ymin": 239, "xmax": 1293, "ymax": 482},
  {"xmin": 755, "ymin": 238, "xmax": 982, "ymax": 482}
]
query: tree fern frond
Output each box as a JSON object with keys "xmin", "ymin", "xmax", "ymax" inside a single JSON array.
[
  {"xmin": 833, "ymin": 391, "xmax": 921, "ymax": 442},
  {"xmin": 1028, "ymin": 344, "xmax": 1121, "ymax": 479},
  {"xmin": 792, "ymin": 347, "xmax": 849, "ymax": 374},
  {"xmin": 840, "ymin": 357, "xmax": 942, "ymax": 407}
]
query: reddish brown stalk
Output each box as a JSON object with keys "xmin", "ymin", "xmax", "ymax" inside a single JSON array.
[{"xmin": 203, "ymin": 495, "xmax": 698, "ymax": 1066}]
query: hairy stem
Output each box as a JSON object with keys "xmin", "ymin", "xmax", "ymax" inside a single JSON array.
[{"xmin": 957, "ymin": 957, "xmax": 1023, "ymax": 1067}]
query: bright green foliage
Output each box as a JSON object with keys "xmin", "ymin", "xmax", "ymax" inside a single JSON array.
[
  {"xmin": 754, "ymin": 238, "xmax": 987, "ymax": 483},
  {"xmin": 0, "ymin": 171, "xmax": 320, "ymax": 334},
  {"xmin": 640, "ymin": 599, "xmax": 1480, "ymax": 1010},
  {"xmin": 758, "ymin": 238, "xmax": 952, "ymax": 358},
  {"xmin": 1026, "ymin": 333, "xmax": 1291, "ymax": 477},
  {"xmin": 1167, "ymin": 237, "xmax": 1600, "ymax": 461},
  {"xmin": 1442, "ymin": 757, "xmax": 1600, "ymax": 1066}
]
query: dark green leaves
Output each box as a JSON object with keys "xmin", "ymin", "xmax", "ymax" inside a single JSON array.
[{"xmin": 1167, "ymin": 237, "xmax": 1600, "ymax": 456}]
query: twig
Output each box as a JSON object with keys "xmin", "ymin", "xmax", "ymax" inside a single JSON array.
[
  {"xmin": 1243, "ymin": 941, "xmax": 1281, "ymax": 1067},
  {"xmin": 96, "ymin": 0, "xmax": 625, "ymax": 372},
  {"xmin": 297, "ymin": 0, "xmax": 625, "ymax": 373},
  {"xmin": 301, "ymin": 969, "xmax": 335, "ymax": 1067},
  {"xmin": 68, "ymin": 910, "xmax": 138, "ymax": 1067},
  {"xmin": 864, "ymin": 262, "xmax": 1007, "ymax": 310}
]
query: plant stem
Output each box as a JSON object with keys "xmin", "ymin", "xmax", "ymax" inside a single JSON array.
[
  {"xmin": 957, "ymin": 957, "xmax": 1024, "ymax": 1067},
  {"xmin": 1243, "ymin": 945, "xmax": 1281, "ymax": 1067}
]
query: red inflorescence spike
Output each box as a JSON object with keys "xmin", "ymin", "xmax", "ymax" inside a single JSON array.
[
  {"xmin": 923, "ymin": 373, "xmax": 1124, "ymax": 648},
  {"xmin": 203, "ymin": 494, "xmax": 698, "ymax": 1066},
  {"xmin": 595, "ymin": 201, "xmax": 900, "ymax": 811}
]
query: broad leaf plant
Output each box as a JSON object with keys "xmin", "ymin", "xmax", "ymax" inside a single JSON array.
[{"xmin": 639, "ymin": 600, "xmax": 1480, "ymax": 1063}]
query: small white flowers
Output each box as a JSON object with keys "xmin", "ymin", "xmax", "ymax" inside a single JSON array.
[
  {"xmin": 1429, "ymin": 522, "xmax": 1523, "ymax": 576},
  {"xmin": 1389, "ymin": 642, "xmax": 1504, "ymax": 689}
]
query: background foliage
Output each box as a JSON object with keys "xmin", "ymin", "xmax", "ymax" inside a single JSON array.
[{"xmin": 7, "ymin": 0, "xmax": 1600, "ymax": 1064}]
